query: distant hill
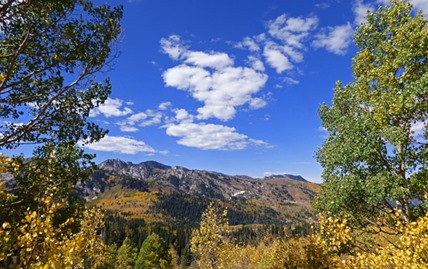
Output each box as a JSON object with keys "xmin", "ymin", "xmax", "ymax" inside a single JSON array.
[{"xmin": 80, "ymin": 159, "xmax": 320, "ymax": 226}]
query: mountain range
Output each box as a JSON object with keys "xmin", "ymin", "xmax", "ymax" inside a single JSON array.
[{"xmin": 80, "ymin": 159, "xmax": 321, "ymax": 226}]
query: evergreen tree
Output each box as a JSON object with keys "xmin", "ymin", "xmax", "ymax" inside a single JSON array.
[
  {"xmin": 135, "ymin": 233, "xmax": 172, "ymax": 269},
  {"xmin": 116, "ymin": 237, "xmax": 137, "ymax": 269}
]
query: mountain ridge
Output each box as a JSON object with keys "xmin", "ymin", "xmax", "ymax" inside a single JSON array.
[{"xmin": 82, "ymin": 158, "xmax": 321, "ymax": 225}]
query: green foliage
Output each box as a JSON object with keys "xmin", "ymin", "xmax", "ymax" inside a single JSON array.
[
  {"xmin": 0, "ymin": 0, "xmax": 122, "ymax": 149},
  {"xmin": 315, "ymin": 0, "xmax": 428, "ymax": 225},
  {"xmin": 135, "ymin": 233, "xmax": 172, "ymax": 269},
  {"xmin": 116, "ymin": 237, "xmax": 137, "ymax": 269},
  {"xmin": 0, "ymin": 0, "xmax": 122, "ymax": 267}
]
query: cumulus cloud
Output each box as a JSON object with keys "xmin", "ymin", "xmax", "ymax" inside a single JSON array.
[
  {"xmin": 81, "ymin": 135, "xmax": 156, "ymax": 154},
  {"xmin": 263, "ymin": 42, "xmax": 293, "ymax": 73},
  {"xmin": 90, "ymin": 98, "xmax": 133, "ymax": 118},
  {"xmin": 312, "ymin": 22, "xmax": 353, "ymax": 55},
  {"xmin": 173, "ymin": 108, "xmax": 194, "ymax": 122},
  {"xmin": 257, "ymin": 14, "xmax": 318, "ymax": 73},
  {"xmin": 161, "ymin": 35, "xmax": 268, "ymax": 121},
  {"xmin": 165, "ymin": 121, "xmax": 269, "ymax": 150}
]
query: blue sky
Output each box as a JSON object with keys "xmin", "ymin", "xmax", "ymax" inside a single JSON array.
[{"xmin": 80, "ymin": 0, "xmax": 428, "ymax": 183}]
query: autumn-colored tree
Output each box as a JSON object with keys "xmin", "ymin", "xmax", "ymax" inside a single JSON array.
[
  {"xmin": 316, "ymin": 0, "xmax": 428, "ymax": 226},
  {"xmin": 190, "ymin": 202, "xmax": 232, "ymax": 269},
  {"xmin": 0, "ymin": 157, "xmax": 110, "ymax": 268}
]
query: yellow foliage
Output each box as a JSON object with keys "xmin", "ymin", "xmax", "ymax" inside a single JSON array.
[
  {"xmin": 340, "ymin": 210, "xmax": 428, "ymax": 269},
  {"xmin": 0, "ymin": 155, "xmax": 109, "ymax": 268},
  {"xmin": 189, "ymin": 205, "xmax": 428, "ymax": 269}
]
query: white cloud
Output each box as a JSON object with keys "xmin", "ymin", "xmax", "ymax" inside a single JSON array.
[
  {"xmin": 139, "ymin": 110, "xmax": 162, "ymax": 127},
  {"xmin": 249, "ymin": 98, "xmax": 267, "ymax": 109},
  {"xmin": 161, "ymin": 35, "xmax": 234, "ymax": 70},
  {"xmin": 268, "ymin": 15, "xmax": 318, "ymax": 48},
  {"xmin": 312, "ymin": 22, "xmax": 353, "ymax": 55},
  {"xmin": 117, "ymin": 109, "xmax": 163, "ymax": 132},
  {"xmin": 173, "ymin": 108, "xmax": 194, "ymax": 122},
  {"xmin": 158, "ymin": 102, "xmax": 172, "ymax": 110},
  {"xmin": 126, "ymin": 112, "xmax": 148, "ymax": 124},
  {"xmin": 119, "ymin": 126, "xmax": 139, "ymax": 132},
  {"xmin": 263, "ymin": 43, "xmax": 293, "ymax": 73},
  {"xmin": 260, "ymin": 14, "xmax": 317, "ymax": 73},
  {"xmin": 247, "ymin": 56, "xmax": 265, "ymax": 72},
  {"xmin": 89, "ymin": 98, "xmax": 133, "ymax": 118},
  {"xmin": 235, "ymin": 37, "xmax": 260, "ymax": 52},
  {"xmin": 184, "ymin": 51, "xmax": 233, "ymax": 69},
  {"xmin": 81, "ymin": 135, "xmax": 156, "ymax": 154},
  {"xmin": 353, "ymin": 0, "xmax": 375, "ymax": 25},
  {"xmin": 165, "ymin": 122, "xmax": 268, "ymax": 150},
  {"xmin": 161, "ymin": 38, "xmax": 268, "ymax": 121},
  {"xmin": 283, "ymin": 77, "xmax": 300, "ymax": 85},
  {"xmin": 160, "ymin": 35, "xmax": 186, "ymax": 60},
  {"xmin": 315, "ymin": 2, "xmax": 331, "ymax": 9}
]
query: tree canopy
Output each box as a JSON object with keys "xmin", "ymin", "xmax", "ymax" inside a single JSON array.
[
  {"xmin": 0, "ymin": 0, "xmax": 122, "ymax": 213},
  {"xmin": 0, "ymin": 0, "xmax": 121, "ymax": 149},
  {"xmin": 0, "ymin": 0, "xmax": 122, "ymax": 267},
  {"xmin": 315, "ymin": 0, "xmax": 428, "ymax": 225}
]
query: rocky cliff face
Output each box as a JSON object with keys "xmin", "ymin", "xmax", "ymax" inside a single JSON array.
[{"xmin": 82, "ymin": 159, "xmax": 319, "ymax": 208}]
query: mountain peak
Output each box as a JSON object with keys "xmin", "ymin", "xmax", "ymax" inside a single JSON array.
[
  {"xmin": 138, "ymin": 160, "xmax": 170, "ymax": 170},
  {"xmin": 263, "ymin": 174, "xmax": 307, "ymax": 182}
]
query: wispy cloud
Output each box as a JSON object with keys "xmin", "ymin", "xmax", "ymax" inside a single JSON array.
[
  {"xmin": 158, "ymin": 102, "xmax": 172, "ymax": 110},
  {"xmin": 90, "ymin": 98, "xmax": 133, "ymax": 118},
  {"xmin": 235, "ymin": 37, "xmax": 260, "ymax": 52},
  {"xmin": 312, "ymin": 22, "xmax": 353, "ymax": 55},
  {"xmin": 81, "ymin": 135, "xmax": 158, "ymax": 154},
  {"xmin": 315, "ymin": 2, "xmax": 331, "ymax": 9},
  {"xmin": 268, "ymin": 15, "xmax": 318, "ymax": 48},
  {"xmin": 117, "ymin": 108, "xmax": 163, "ymax": 132},
  {"xmin": 353, "ymin": 0, "xmax": 375, "ymax": 25}
]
